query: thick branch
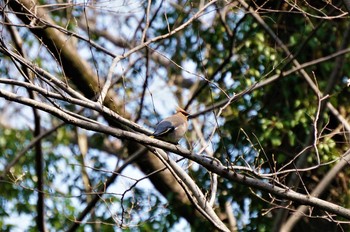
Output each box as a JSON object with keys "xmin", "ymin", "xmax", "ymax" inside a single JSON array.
[
  {"xmin": 281, "ymin": 150, "xmax": 350, "ymax": 232},
  {"xmin": 1, "ymin": 88, "xmax": 350, "ymax": 221},
  {"xmin": 6, "ymin": 0, "xmax": 219, "ymax": 228}
]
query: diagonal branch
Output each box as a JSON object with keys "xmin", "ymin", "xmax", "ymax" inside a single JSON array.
[
  {"xmin": 150, "ymin": 147, "xmax": 229, "ymax": 232},
  {"xmin": 281, "ymin": 149, "xmax": 350, "ymax": 232},
  {"xmin": 5, "ymin": 1, "xmax": 224, "ymax": 228},
  {"xmin": 235, "ymin": 1, "xmax": 350, "ymax": 230},
  {"xmin": 2, "ymin": 88, "xmax": 350, "ymax": 221}
]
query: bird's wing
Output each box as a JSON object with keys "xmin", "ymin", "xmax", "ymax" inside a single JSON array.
[{"xmin": 153, "ymin": 121, "xmax": 175, "ymax": 137}]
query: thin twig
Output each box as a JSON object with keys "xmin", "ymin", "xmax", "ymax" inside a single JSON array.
[
  {"xmin": 2, "ymin": 88, "xmax": 350, "ymax": 221},
  {"xmin": 66, "ymin": 147, "xmax": 146, "ymax": 232},
  {"xmin": 97, "ymin": 0, "xmax": 218, "ymax": 104}
]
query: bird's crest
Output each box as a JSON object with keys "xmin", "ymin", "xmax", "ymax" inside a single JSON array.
[{"xmin": 176, "ymin": 106, "xmax": 190, "ymax": 117}]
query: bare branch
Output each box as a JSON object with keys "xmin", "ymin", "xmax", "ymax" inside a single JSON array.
[
  {"xmin": 66, "ymin": 147, "xmax": 146, "ymax": 232},
  {"xmin": 2, "ymin": 88, "xmax": 350, "ymax": 221},
  {"xmin": 281, "ymin": 149, "xmax": 350, "ymax": 232}
]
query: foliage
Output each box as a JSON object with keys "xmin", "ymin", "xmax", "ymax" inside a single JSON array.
[{"xmin": 0, "ymin": 0, "xmax": 350, "ymax": 231}]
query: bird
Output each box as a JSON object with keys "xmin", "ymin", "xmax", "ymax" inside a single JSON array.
[{"xmin": 151, "ymin": 107, "xmax": 190, "ymax": 144}]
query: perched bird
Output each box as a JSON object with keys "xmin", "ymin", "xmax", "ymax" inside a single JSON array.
[{"xmin": 151, "ymin": 107, "xmax": 190, "ymax": 144}]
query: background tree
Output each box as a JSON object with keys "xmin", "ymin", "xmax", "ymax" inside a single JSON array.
[{"xmin": 0, "ymin": 0, "xmax": 350, "ymax": 231}]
